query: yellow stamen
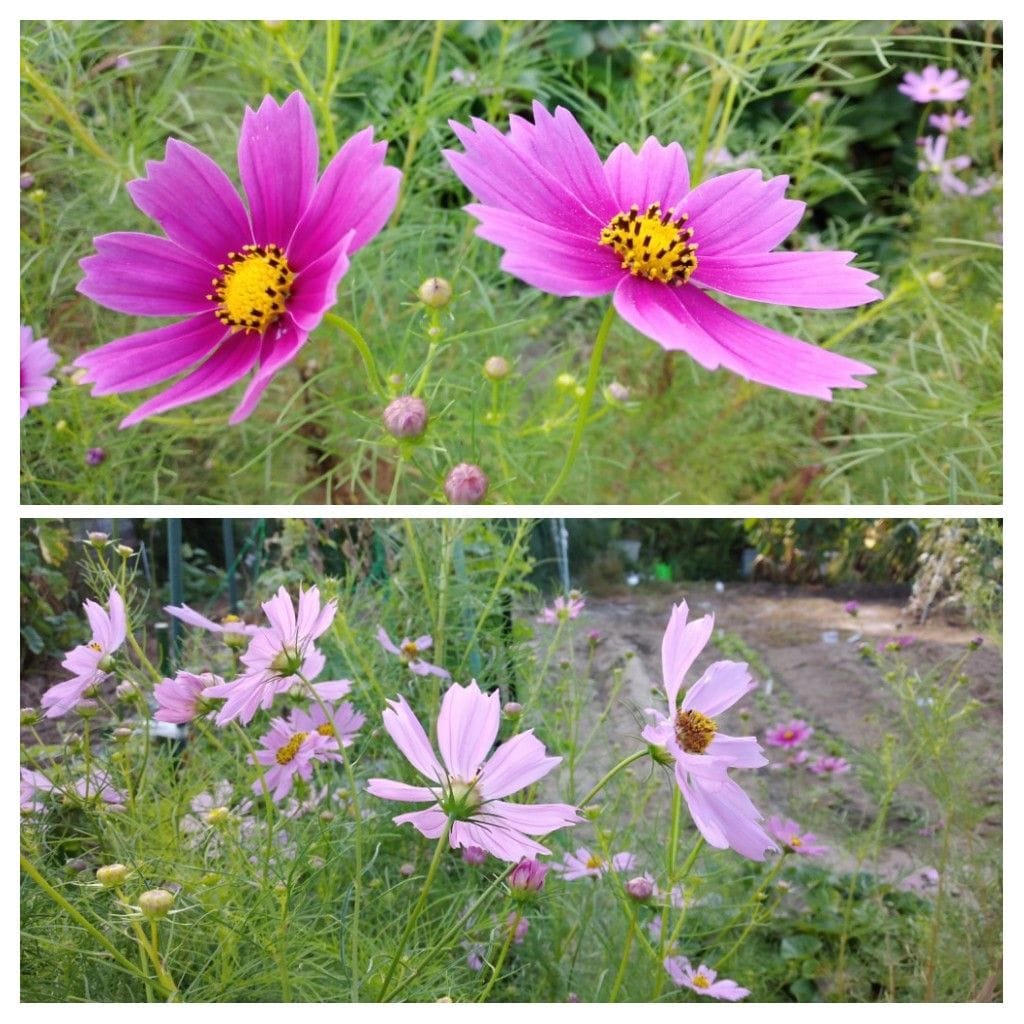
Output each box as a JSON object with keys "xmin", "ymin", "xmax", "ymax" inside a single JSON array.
[
  {"xmin": 317, "ymin": 723, "xmax": 336, "ymax": 738},
  {"xmin": 693, "ymin": 974, "xmax": 711, "ymax": 989},
  {"xmin": 675, "ymin": 708, "xmax": 717, "ymax": 754},
  {"xmin": 585, "ymin": 854, "xmax": 604, "ymax": 870},
  {"xmin": 790, "ymin": 835, "xmax": 803, "ymax": 847},
  {"xmin": 400, "ymin": 641, "xmax": 420, "ymax": 659},
  {"xmin": 599, "ymin": 203, "xmax": 698, "ymax": 286},
  {"xmin": 208, "ymin": 244, "xmax": 294, "ymax": 334},
  {"xmin": 276, "ymin": 731, "xmax": 309, "ymax": 765},
  {"xmin": 88, "ymin": 641, "xmax": 103, "ymax": 652}
]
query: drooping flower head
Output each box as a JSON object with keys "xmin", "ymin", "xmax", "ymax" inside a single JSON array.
[
  {"xmin": 642, "ymin": 602, "xmax": 776, "ymax": 860},
  {"xmin": 898, "ymin": 66, "xmax": 970, "ymax": 103},
  {"xmin": 551, "ymin": 847, "xmax": 637, "ymax": 881},
  {"xmin": 377, "ymin": 627, "xmax": 450, "ymax": 678},
  {"xmin": 536, "ymin": 593, "xmax": 585, "ymax": 624},
  {"xmin": 41, "ymin": 589, "xmax": 126, "ymax": 718},
  {"xmin": 74, "ymin": 92, "xmax": 400, "ymax": 427},
  {"xmin": 664, "ymin": 956, "xmax": 749, "ymax": 1001},
  {"xmin": 252, "ymin": 717, "xmax": 334, "ymax": 801},
  {"xmin": 764, "ymin": 719, "xmax": 813, "ymax": 748},
  {"xmin": 367, "ymin": 680, "xmax": 581, "ymax": 861},
  {"xmin": 445, "ymin": 103, "xmax": 878, "ymax": 399},
  {"xmin": 21, "ymin": 325, "xmax": 58, "ymax": 418},
  {"xmin": 154, "ymin": 670, "xmax": 222, "ymax": 724},
  {"xmin": 766, "ymin": 815, "xmax": 829, "ymax": 857}
]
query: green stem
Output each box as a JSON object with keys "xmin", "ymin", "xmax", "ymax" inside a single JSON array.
[
  {"xmin": 477, "ymin": 906, "xmax": 518, "ymax": 1002},
  {"xmin": 403, "ymin": 520, "xmax": 439, "ymax": 624},
  {"xmin": 324, "ymin": 311, "xmax": 386, "ymax": 398},
  {"xmin": 232, "ymin": 722, "xmax": 276, "ymax": 884},
  {"xmin": 715, "ymin": 854, "xmax": 787, "ymax": 971},
  {"xmin": 541, "ymin": 304, "xmax": 616, "ymax": 503},
  {"xmin": 378, "ymin": 818, "xmax": 453, "ymax": 1001},
  {"xmin": 577, "ymin": 748, "xmax": 648, "ymax": 809},
  {"xmin": 608, "ymin": 916, "xmax": 635, "ymax": 1002}
]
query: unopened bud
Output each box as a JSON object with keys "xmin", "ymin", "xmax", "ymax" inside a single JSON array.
[
  {"xmin": 625, "ymin": 875, "xmax": 655, "ymax": 902},
  {"xmin": 113, "ymin": 726, "xmax": 133, "ymax": 742},
  {"xmin": 555, "ymin": 372, "xmax": 577, "ymax": 391},
  {"xmin": 20, "ymin": 172, "xmax": 35, "ymax": 190},
  {"xmin": 383, "ymin": 395, "xmax": 428, "ymax": 439},
  {"xmin": 483, "ymin": 355, "xmax": 510, "ymax": 381},
  {"xmin": 417, "ymin": 277, "xmax": 453, "ymax": 308},
  {"xmin": 926, "ymin": 270, "xmax": 947, "ymax": 289},
  {"xmin": 86, "ymin": 531, "xmax": 109, "ymax": 547},
  {"xmin": 319, "ymin": 810, "xmax": 335, "ymax": 823},
  {"xmin": 76, "ymin": 700, "xmax": 100, "ymax": 720},
  {"xmin": 508, "ymin": 858, "xmax": 548, "ymax": 893},
  {"xmin": 115, "ymin": 544, "xmax": 134, "ymax": 558},
  {"xmin": 96, "ymin": 863, "xmax": 129, "ymax": 888},
  {"xmin": 502, "ymin": 701, "xmax": 523, "ymax": 720},
  {"xmin": 21, "ymin": 707, "xmax": 40, "ymax": 726},
  {"xmin": 138, "ymin": 888, "xmax": 174, "ymax": 918},
  {"xmin": 606, "ymin": 381, "xmax": 630, "ymax": 402},
  {"xmin": 399, "ymin": 862, "xmax": 415, "ymax": 877},
  {"xmin": 444, "ymin": 463, "xmax": 488, "ymax": 504},
  {"xmin": 115, "ymin": 680, "xmax": 139, "ymax": 701},
  {"xmin": 968, "ymin": 635, "xmax": 984, "ymax": 650}
]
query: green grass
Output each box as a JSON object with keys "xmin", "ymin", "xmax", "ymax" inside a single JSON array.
[{"xmin": 20, "ymin": 19, "xmax": 1002, "ymax": 503}]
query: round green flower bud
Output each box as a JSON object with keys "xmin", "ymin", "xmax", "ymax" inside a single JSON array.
[
  {"xmin": 138, "ymin": 888, "xmax": 175, "ymax": 918},
  {"xmin": 96, "ymin": 863, "xmax": 129, "ymax": 888},
  {"xmin": 483, "ymin": 356, "xmax": 511, "ymax": 381},
  {"xmin": 417, "ymin": 277, "xmax": 453, "ymax": 308}
]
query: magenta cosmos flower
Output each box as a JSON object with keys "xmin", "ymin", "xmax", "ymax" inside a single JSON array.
[
  {"xmin": 898, "ymin": 66, "xmax": 970, "ymax": 103},
  {"xmin": 766, "ymin": 815, "xmax": 828, "ymax": 857},
  {"xmin": 809, "ymin": 755, "xmax": 851, "ymax": 776},
  {"xmin": 552, "ymin": 847, "xmax": 636, "ymax": 881},
  {"xmin": 74, "ymin": 92, "xmax": 400, "ymax": 427},
  {"xmin": 21, "ymin": 325, "xmax": 58, "ymax": 418},
  {"xmin": 376, "ymin": 627, "xmax": 450, "ymax": 678},
  {"xmin": 367, "ymin": 680, "xmax": 581, "ymax": 861},
  {"xmin": 445, "ymin": 103, "xmax": 879, "ymax": 399},
  {"xmin": 642, "ymin": 602, "xmax": 776, "ymax": 861},
  {"xmin": 764, "ymin": 719, "xmax": 813, "ymax": 748},
  {"xmin": 41, "ymin": 588, "xmax": 126, "ymax": 718},
  {"xmin": 664, "ymin": 957, "xmax": 749, "ymax": 1001}
]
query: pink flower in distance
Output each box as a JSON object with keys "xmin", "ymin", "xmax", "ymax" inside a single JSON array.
[
  {"xmin": 552, "ymin": 847, "xmax": 636, "ymax": 881},
  {"xmin": 164, "ymin": 603, "xmax": 259, "ymax": 637},
  {"xmin": 898, "ymin": 66, "xmax": 970, "ymax": 103},
  {"xmin": 20, "ymin": 768, "xmax": 55, "ymax": 813},
  {"xmin": 809, "ymin": 755, "xmax": 851, "ymax": 776},
  {"xmin": 509, "ymin": 857, "xmax": 549, "ymax": 893},
  {"xmin": 462, "ymin": 845, "xmax": 487, "ymax": 865},
  {"xmin": 664, "ymin": 956, "xmax": 749, "ymax": 1001},
  {"xmin": 41, "ymin": 588, "xmax": 126, "ymax": 718},
  {"xmin": 764, "ymin": 719, "xmax": 813, "ymax": 748},
  {"xmin": 445, "ymin": 103, "xmax": 878, "ymax": 399},
  {"xmin": 288, "ymin": 700, "xmax": 366, "ymax": 754},
  {"xmin": 70, "ymin": 769, "xmax": 126, "ymax": 807},
  {"xmin": 642, "ymin": 602, "xmax": 776, "ymax": 861},
  {"xmin": 376, "ymin": 627, "xmax": 450, "ymax": 678},
  {"xmin": 766, "ymin": 815, "xmax": 828, "ymax": 857},
  {"xmin": 536, "ymin": 594, "xmax": 586, "ymax": 624},
  {"xmin": 843, "ymin": 600, "xmax": 860, "ymax": 616},
  {"xmin": 21, "ymin": 325, "xmax": 58, "ymax": 418},
  {"xmin": 367, "ymin": 680, "xmax": 581, "ymax": 861},
  {"xmin": 74, "ymin": 92, "xmax": 400, "ymax": 427},
  {"xmin": 154, "ymin": 670, "xmax": 223, "ymax": 723},
  {"xmin": 918, "ymin": 135, "xmax": 972, "ymax": 195},
  {"xmin": 203, "ymin": 585, "xmax": 344, "ymax": 725},
  {"xmin": 929, "ymin": 110, "xmax": 974, "ymax": 134},
  {"xmin": 252, "ymin": 717, "xmax": 333, "ymax": 801}
]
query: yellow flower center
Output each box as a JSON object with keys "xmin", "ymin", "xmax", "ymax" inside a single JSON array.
[
  {"xmin": 88, "ymin": 641, "xmax": 103, "ymax": 652},
  {"xmin": 276, "ymin": 731, "xmax": 309, "ymax": 765},
  {"xmin": 675, "ymin": 708, "xmax": 717, "ymax": 754},
  {"xmin": 693, "ymin": 974, "xmax": 711, "ymax": 989},
  {"xmin": 599, "ymin": 203, "xmax": 698, "ymax": 285},
  {"xmin": 585, "ymin": 854, "xmax": 604, "ymax": 870},
  {"xmin": 317, "ymin": 723, "xmax": 336, "ymax": 738},
  {"xmin": 400, "ymin": 640, "xmax": 421, "ymax": 659},
  {"xmin": 783, "ymin": 729, "xmax": 795, "ymax": 740},
  {"xmin": 790, "ymin": 835, "xmax": 803, "ymax": 847},
  {"xmin": 208, "ymin": 244, "xmax": 294, "ymax": 334}
]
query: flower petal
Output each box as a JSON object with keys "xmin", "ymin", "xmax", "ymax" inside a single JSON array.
[
  {"xmin": 437, "ymin": 681, "xmax": 500, "ymax": 779},
  {"xmin": 451, "ymin": 819, "xmax": 549, "ymax": 861},
  {"xmin": 288, "ymin": 236, "xmax": 352, "ymax": 332},
  {"xmin": 478, "ymin": 730, "xmax": 560, "ymax": 801},
  {"xmin": 679, "ymin": 773, "xmax": 776, "ymax": 861},
  {"xmin": 74, "ymin": 313, "xmax": 227, "ymax": 396},
  {"xmin": 381, "ymin": 696, "xmax": 445, "ymax": 784},
  {"xmin": 238, "ymin": 93, "xmax": 319, "ymax": 247},
  {"xmin": 683, "ymin": 660, "xmax": 756, "ymax": 717},
  {"xmin": 604, "ymin": 136, "xmax": 690, "ymax": 213},
  {"xmin": 127, "ymin": 138, "xmax": 252, "ymax": 265},
  {"xmin": 77, "ymin": 233, "xmax": 214, "ymax": 316},
  {"xmin": 482, "ymin": 800, "xmax": 581, "ymax": 835},
  {"xmin": 366, "ymin": 778, "xmax": 439, "ymax": 803},
  {"xmin": 707, "ymin": 732, "xmax": 768, "ymax": 769},
  {"xmin": 228, "ymin": 316, "xmax": 309, "ymax": 425},
  {"xmin": 694, "ymin": 251, "xmax": 882, "ymax": 309},
  {"xmin": 661, "ymin": 602, "xmax": 714, "ymax": 712},
  {"xmin": 394, "ymin": 805, "xmax": 447, "ymax": 838}
]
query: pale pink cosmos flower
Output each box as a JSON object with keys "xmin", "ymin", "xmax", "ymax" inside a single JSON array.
[
  {"xmin": 376, "ymin": 627, "xmax": 450, "ymax": 678},
  {"xmin": 766, "ymin": 815, "xmax": 828, "ymax": 856},
  {"xmin": 918, "ymin": 135, "xmax": 972, "ymax": 195},
  {"xmin": 664, "ymin": 956, "xmax": 749, "ymax": 1001},
  {"xmin": 204, "ymin": 585, "xmax": 347, "ymax": 725},
  {"xmin": 252, "ymin": 717, "xmax": 333, "ymax": 801},
  {"xmin": 164, "ymin": 603, "xmax": 259, "ymax": 637},
  {"xmin": 552, "ymin": 847, "xmax": 636, "ymax": 881},
  {"xmin": 764, "ymin": 719, "xmax": 813, "ymax": 748},
  {"xmin": 70, "ymin": 770, "xmax": 126, "ymax": 807},
  {"xmin": 445, "ymin": 103, "xmax": 878, "ymax": 399},
  {"xmin": 21, "ymin": 325, "xmax": 58, "ymax": 418},
  {"xmin": 929, "ymin": 110, "xmax": 974, "ymax": 134},
  {"xmin": 366, "ymin": 680, "xmax": 581, "ymax": 861},
  {"xmin": 20, "ymin": 768, "xmax": 55, "ymax": 813},
  {"xmin": 536, "ymin": 594, "xmax": 585, "ymax": 624},
  {"xmin": 462, "ymin": 845, "xmax": 487, "ymax": 865},
  {"xmin": 288, "ymin": 700, "xmax": 366, "ymax": 755},
  {"xmin": 181, "ymin": 781, "xmax": 254, "ymax": 852},
  {"xmin": 809, "ymin": 755, "xmax": 851, "ymax": 776},
  {"xmin": 154, "ymin": 670, "xmax": 222, "ymax": 723},
  {"xmin": 463, "ymin": 941, "xmax": 486, "ymax": 971},
  {"xmin": 74, "ymin": 92, "xmax": 400, "ymax": 427},
  {"xmin": 41, "ymin": 589, "xmax": 127, "ymax": 718},
  {"xmin": 898, "ymin": 66, "xmax": 970, "ymax": 103},
  {"xmin": 642, "ymin": 602, "xmax": 777, "ymax": 861}
]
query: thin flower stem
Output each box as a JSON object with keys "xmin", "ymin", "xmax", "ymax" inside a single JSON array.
[
  {"xmin": 403, "ymin": 520, "xmax": 439, "ymax": 624},
  {"xmin": 715, "ymin": 854, "xmax": 787, "ymax": 971},
  {"xmin": 577, "ymin": 748, "xmax": 649, "ymax": 809},
  {"xmin": 377, "ymin": 817, "xmax": 453, "ymax": 1001},
  {"xmin": 232, "ymin": 722, "xmax": 276, "ymax": 885},
  {"xmin": 324, "ymin": 311, "xmax": 386, "ymax": 398},
  {"xmin": 608, "ymin": 915, "xmax": 635, "ymax": 1002},
  {"xmin": 541, "ymin": 303, "xmax": 617, "ymax": 503},
  {"xmin": 477, "ymin": 906, "xmax": 518, "ymax": 1002}
]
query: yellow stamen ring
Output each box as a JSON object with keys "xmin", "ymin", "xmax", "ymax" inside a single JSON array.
[
  {"xmin": 276, "ymin": 731, "xmax": 309, "ymax": 765},
  {"xmin": 208, "ymin": 244, "xmax": 294, "ymax": 334},
  {"xmin": 675, "ymin": 708, "xmax": 717, "ymax": 754},
  {"xmin": 599, "ymin": 203, "xmax": 698, "ymax": 286}
]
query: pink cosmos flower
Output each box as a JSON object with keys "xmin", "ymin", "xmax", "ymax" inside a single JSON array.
[
  {"xmin": 898, "ymin": 66, "xmax": 970, "ymax": 103},
  {"xmin": 74, "ymin": 92, "xmax": 400, "ymax": 427},
  {"xmin": 164, "ymin": 603, "xmax": 259, "ymax": 637},
  {"xmin": 929, "ymin": 110, "xmax": 974, "ymax": 134},
  {"xmin": 445, "ymin": 103, "xmax": 878, "ymax": 399},
  {"xmin": 536, "ymin": 594, "xmax": 586, "ymax": 624},
  {"xmin": 462, "ymin": 845, "xmax": 487, "ymax": 865},
  {"xmin": 41, "ymin": 589, "xmax": 126, "ymax": 718},
  {"xmin": 21, "ymin": 325, "xmax": 58, "ymax": 418},
  {"xmin": 809, "ymin": 755, "xmax": 851, "ymax": 776},
  {"xmin": 642, "ymin": 602, "xmax": 776, "ymax": 861},
  {"xmin": 877, "ymin": 635, "xmax": 916, "ymax": 653},
  {"xmin": 843, "ymin": 600, "xmax": 860, "ymax": 616},
  {"xmin": 508, "ymin": 857, "xmax": 549, "ymax": 892},
  {"xmin": 203, "ymin": 585, "xmax": 345, "ymax": 725},
  {"xmin": 288, "ymin": 700, "xmax": 366, "ymax": 755},
  {"xmin": 463, "ymin": 941, "xmax": 486, "ymax": 971},
  {"xmin": 69, "ymin": 770, "xmax": 126, "ymax": 807},
  {"xmin": 154, "ymin": 670, "xmax": 222, "ymax": 723},
  {"xmin": 664, "ymin": 956, "xmax": 749, "ymax": 1001},
  {"xmin": 918, "ymin": 135, "xmax": 972, "ymax": 195},
  {"xmin": 252, "ymin": 717, "xmax": 333, "ymax": 801},
  {"xmin": 366, "ymin": 680, "xmax": 581, "ymax": 861},
  {"xmin": 764, "ymin": 719, "xmax": 813, "ymax": 748},
  {"xmin": 766, "ymin": 815, "xmax": 828, "ymax": 857},
  {"xmin": 376, "ymin": 627, "xmax": 450, "ymax": 678},
  {"xmin": 507, "ymin": 912, "xmax": 529, "ymax": 944},
  {"xmin": 20, "ymin": 768, "xmax": 55, "ymax": 813},
  {"xmin": 552, "ymin": 847, "xmax": 636, "ymax": 881}
]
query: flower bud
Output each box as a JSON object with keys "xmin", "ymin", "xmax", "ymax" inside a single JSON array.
[
  {"xmin": 96, "ymin": 863, "xmax": 129, "ymax": 888},
  {"xmin": 29, "ymin": 188, "xmax": 46, "ymax": 204},
  {"xmin": 968, "ymin": 635, "xmax": 984, "ymax": 650},
  {"xmin": 66, "ymin": 858, "xmax": 90, "ymax": 874},
  {"xmin": 21, "ymin": 707, "xmax": 40, "ymax": 726},
  {"xmin": 113, "ymin": 726, "xmax": 133, "ymax": 742},
  {"xmin": 502, "ymin": 701, "xmax": 523, "ymax": 720},
  {"xmin": 86, "ymin": 531, "xmax": 109, "ymax": 547},
  {"xmin": 461, "ymin": 845, "xmax": 487, "ymax": 866},
  {"xmin": 319, "ymin": 810, "xmax": 335, "ymax": 823},
  {"xmin": 417, "ymin": 277, "xmax": 453, "ymax": 308},
  {"xmin": 925, "ymin": 270, "xmax": 947, "ymax": 289},
  {"xmin": 383, "ymin": 395, "xmax": 428, "ymax": 439},
  {"xmin": 606, "ymin": 381, "xmax": 630, "ymax": 402},
  {"xmin": 138, "ymin": 888, "xmax": 174, "ymax": 918},
  {"xmin": 555, "ymin": 372, "xmax": 577, "ymax": 391},
  {"xmin": 483, "ymin": 355, "xmax": 510, "ymax": 381},
  {"xmin": 399, "ymin": 862, "xmax": 415, "ymax": 877},
  {"xmin": 115, "ymin": 544, "xmax": 134, "ymax": 558},
  {"xmin": 85, "ymin": 447, "xmax": 106, "ymax": 466},
  {"xmin": 843, "ymin": 600, "xmax": 859, "ymax": 616},
  {"xmin": 115, "ymin": 679, "xmax": 140, "ymax": 701},
  {"xmin": 20, "ymin": 172, "xmax": 35, "ymax": 190},
  {"xmin": 444, "ymin": 463, "xmax": 488, "ymax": 504},
  {"xmin": 639, "ymin": 49, "xmax": 657, "ymax": 65},
  {"xmin": 625, "ymin": 875, "xmax": 655, "ymax": 902},
  {"xmin": 509, "ymin": 858, "xmax": 548, "ymax": 893},
  {"xmin": 387, "ymin": 372, "xmax": 405, "ymax": 390},
  {"xmin": 76, "ymin": 700, "xmax": 100, "ymax": 720}
]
